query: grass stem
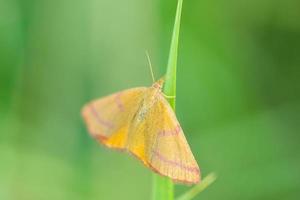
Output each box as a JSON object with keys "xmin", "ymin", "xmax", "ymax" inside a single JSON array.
[
  {"xmin": 152, "ymin": 0, "xmax": 183, "ymax": 200},
  {"xmin": 175, "ymin": 173, "xmax": 217, "ymax": 200}
]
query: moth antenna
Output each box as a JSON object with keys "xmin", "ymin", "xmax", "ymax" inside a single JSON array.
[{"xmin": 145, "ymin": 50, "xmax": 156, "ymax": 83}]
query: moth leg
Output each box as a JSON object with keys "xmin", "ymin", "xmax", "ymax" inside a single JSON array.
[{"xmin": 163, "ymin": 93, "xmax": 176, "ymax": 99}]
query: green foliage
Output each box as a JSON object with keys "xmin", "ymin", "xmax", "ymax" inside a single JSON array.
[
  {"xmin": 1, "ymin": 0, "xmax": 300, "ymax": 200},
  {"xmin": 163, "ymin": 0, "xmax": 183, "ymax": 109},
  {"xmin": 176, "ymin": 173, "xmax": 217, "ymax": 200},
  {"xmin": 152, "ymin": 175, "xmax": 174, "ymax": 200},
  {"xmin": 152, "ymin": 0, "xmax": 183, "ymax": 199}
]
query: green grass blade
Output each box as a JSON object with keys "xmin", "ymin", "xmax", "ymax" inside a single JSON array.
[
  {"xmin": 152, "ymin": 0, "xmax": 183, "ymax": 200},
  {"xmin": 152, "ymin": 175, "xmax": 174, "ymax": 200},
  {"xmin": 163, "ymin": 0, "xmax": 183, "ymax": 109},
  {"xmin": 175, "ymin": 173, "xmax": 217, "ymax": 200}
]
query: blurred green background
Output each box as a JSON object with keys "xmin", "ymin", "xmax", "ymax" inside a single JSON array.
[{"xmin": 1, "ymin": 0, "xmax": 300, "ymax": 199}]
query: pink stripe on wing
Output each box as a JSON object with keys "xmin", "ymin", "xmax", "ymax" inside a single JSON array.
[
  {"xmin": 152, "ymin": 150, "xmax": 199, "ymax": 174},
  {"xmin": 158, "ymin": 124, "xmax": 181, "ymax": 137},
  {"xmin": 114, "ymin": 92, "xmax": 125, "ymax": 112},
  {"xmin": 89, "ymin": 104, "xmax": 114, "ymax": 129}
]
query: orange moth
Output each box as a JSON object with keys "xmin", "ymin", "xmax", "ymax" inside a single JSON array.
[{"xmin": 81, "ymin": 71, "xmax": 200, "ymax": 184}]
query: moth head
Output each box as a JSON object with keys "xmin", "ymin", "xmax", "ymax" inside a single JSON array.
[{"xmin": 152, "ymin": 77, "xmax": 165, "ymax": 90}]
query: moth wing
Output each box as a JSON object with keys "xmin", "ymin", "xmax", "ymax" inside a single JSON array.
[
  {"xmin": 81, "ymin": 87, "xmax": 147, "ymax": 149},
  {"xmin": 127, "ymin": 94, "xmax": 200, "ymax": 184}
]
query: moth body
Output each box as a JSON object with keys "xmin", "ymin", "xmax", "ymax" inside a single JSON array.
[{"xmin": 81, "ymin": 78, "xmax": 201, "ymax": 184}]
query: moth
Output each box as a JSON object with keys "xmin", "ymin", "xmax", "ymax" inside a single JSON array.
[{"xmin": 81, "ymin": 78, "xmax": 200, "ymax": 184}]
